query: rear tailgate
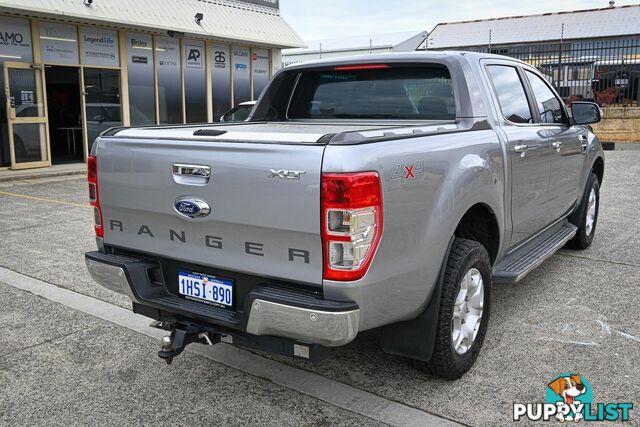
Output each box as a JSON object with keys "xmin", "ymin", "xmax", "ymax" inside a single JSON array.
[{"xmin": 95, "ymin": 134, "xmax": 326, "ymax": 285}]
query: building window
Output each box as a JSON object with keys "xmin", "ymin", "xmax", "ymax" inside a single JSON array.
[
  {"xmin": 211, "ymin": 44, "xmax": 231, "ymax": 121},
  {"xmin": 232, "ymin": 46, "xmax": 251, "ymax": 106},
  {"xmin": 126, "ymin": 32, "xmax": 155, "ymax": 125},
  {"xmin": 184, "ymin": 40, "xmax": 207, "ymax": 123},
  {"xmin": 84, "ymin": 68, "xmax": 122, "ymax": 151},
  {"xmin": 155, "ymin": 36, "xmax": 182, "ymax": 124},
  {"xmin": 252, "ymin": 48, "xmax": 270, "ymax": 99}
]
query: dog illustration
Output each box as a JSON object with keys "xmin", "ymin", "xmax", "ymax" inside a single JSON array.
[{"xmin": 548, "ymin": 375, "xmax": 586, "ymax": 422}]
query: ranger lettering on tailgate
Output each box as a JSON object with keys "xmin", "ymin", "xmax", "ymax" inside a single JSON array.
[{"xmin": 108, "ymin": 219, "xmax": 311, "ymax": 264}]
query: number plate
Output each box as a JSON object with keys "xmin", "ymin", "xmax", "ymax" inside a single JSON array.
[{"xmin": 178, "ymin": 271, "xmax": 233, "ymax": 309}]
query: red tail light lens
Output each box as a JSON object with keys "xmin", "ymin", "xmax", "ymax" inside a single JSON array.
[
  {"xmin": 321, "ymin": 172, "xmax": 383, "ymax": 281},
  {"xmin": 87, "ymin": 156, "xmax": 103, "ymax": 238}
]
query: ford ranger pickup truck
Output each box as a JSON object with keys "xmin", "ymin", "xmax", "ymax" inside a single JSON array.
[{"xmin": 85, "ymin": 52, "xmax": 604, "ymax": 379}]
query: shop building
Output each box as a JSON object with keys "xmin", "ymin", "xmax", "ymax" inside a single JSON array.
[{"xmin": 0, "ymin": 0, "xmax": 303, "ymax": 170}]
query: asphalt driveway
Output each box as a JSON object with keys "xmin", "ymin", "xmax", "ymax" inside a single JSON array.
[{"xmin": 1, "ymin": 151, "xmax": 639, "ymax": 426}]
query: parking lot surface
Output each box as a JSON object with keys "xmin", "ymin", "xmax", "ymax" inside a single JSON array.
[{"xmin": 1, "ymin": 151, "xmax": 639, "ymax": 426}]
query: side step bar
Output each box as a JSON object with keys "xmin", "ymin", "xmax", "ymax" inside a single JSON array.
[{"xmin": 493, "ymin": 222, "xmax": 577, "ymax": 284}]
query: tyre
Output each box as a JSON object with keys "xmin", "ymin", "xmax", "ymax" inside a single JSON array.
[
  {"xmin": 566, "ymin": 173, "xmax": 600, "ymax": 250},
  {"xmin": 424, "ymin": 238, "xmax": 492, "ymax": 380}
]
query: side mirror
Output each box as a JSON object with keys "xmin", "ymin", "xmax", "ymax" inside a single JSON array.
[{"xmin": 571, "ymin": 102, "xmax": 601, "ymax": 125}]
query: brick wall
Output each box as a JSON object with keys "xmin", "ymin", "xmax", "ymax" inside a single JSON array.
[{"xmin": 592, "ymin": 107, "xmax": 640, "ymax": 143}]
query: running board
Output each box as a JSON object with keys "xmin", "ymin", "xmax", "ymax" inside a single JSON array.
[{"xmin": 493, "ymin": 222, "xmax": 577, "ymax": 284}]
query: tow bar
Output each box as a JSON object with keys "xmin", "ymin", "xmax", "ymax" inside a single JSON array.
[
  {"xmin": 150, "ymin": 320, "xmax": 332, "ymax": 364},
  {"xmin": 155, "ymin": 322, "xmax": 220, "ymax": 365}
]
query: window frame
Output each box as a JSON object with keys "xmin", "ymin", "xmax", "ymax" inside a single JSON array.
[
  {"xmin": 484, "ymin": 63, "xmax": 538, "ymax": 127},
  {"xmin": 521, "ymin": 67, "xmax": 571, "ymax": 127}
]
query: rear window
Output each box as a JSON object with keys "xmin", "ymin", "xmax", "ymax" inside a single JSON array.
[{"xmin": 287, "ymin": 66, "xmax": 456, "ymax": 120}]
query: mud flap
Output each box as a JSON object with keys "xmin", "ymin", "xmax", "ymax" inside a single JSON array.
[{"xmin": 381, "ymin": 236, "xmax": 455, "ymax": 362}]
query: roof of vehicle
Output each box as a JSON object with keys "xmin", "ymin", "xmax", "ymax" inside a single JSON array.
[{"xmin": 281, "ymin": 51, "xmax": 529, "ymax": 71}]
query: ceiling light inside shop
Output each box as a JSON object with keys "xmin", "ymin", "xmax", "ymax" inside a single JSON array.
[{"xmin": 40, "ymin": 36, "xmax": 77, "ymax": 42}]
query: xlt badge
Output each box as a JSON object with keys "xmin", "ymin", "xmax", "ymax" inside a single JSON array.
[{"xmin": 269, "ymin": 169, "xmax": 307, "ymax": 180}]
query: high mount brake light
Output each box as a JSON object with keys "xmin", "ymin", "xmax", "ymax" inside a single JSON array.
[
  {"xmin": 321, "ymin": 172, "xmax": 383, "ymax": 281},
  {"xmin": 87, "ymin": 156, "xmax": 103, "ymax": 238},
  {"xmin": 334, "ymin": 64, "xmax": 390, "ymax": 71}
]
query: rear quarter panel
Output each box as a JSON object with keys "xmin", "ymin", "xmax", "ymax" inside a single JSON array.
[{"xmin": 322, "ymin": 129, "xmax": 505, "ymax": 330}]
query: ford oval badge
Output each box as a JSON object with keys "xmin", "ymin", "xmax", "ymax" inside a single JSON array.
[{"xmin": 174, "ymin": 197, "xmax": 211, "ymax": 219}]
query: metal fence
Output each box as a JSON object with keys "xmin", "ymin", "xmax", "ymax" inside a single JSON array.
[{"xmin": 446, "ymin": 38, "xmax": 640, "ymax": 107}]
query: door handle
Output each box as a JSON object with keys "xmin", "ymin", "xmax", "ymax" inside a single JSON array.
[
  {"xmin": 514, "ymin": 144, "xmax": 529, "ymax": 158},
  {"xmin": 579, "ymin": 135, "xmax": 588, "ymax": 152},
  {"xmin": 552, "ymin": 141, "xmax": 562, "ymax": 152},
  {"xmin": 514, "ymin": 144, "xmax": 529, "ymax": 153}
]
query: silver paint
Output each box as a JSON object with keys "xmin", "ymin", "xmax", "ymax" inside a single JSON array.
[{"xmin": 91, "ymin": 51, "xmax": 604, "ymax": 336}]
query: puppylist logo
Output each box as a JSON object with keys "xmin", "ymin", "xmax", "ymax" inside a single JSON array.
[{"xmin": 513, "ymin": 373, "xmax": 633, "ymax": 422}]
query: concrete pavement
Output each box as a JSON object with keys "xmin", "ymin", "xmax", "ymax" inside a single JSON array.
[{"xmin": 1, "ymin": 151, "xmax": 639, "ymax": 425}]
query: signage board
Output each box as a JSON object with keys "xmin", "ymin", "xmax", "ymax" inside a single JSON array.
[
  {"xmin": 0, "ymin": 16, "xmax": 33, "ymax": 63},
  {"xmin": 80, "ymin": 27, "xmax": 119, "ymax": 67},
  {"xmin": 40, "ymin": 21, "xmax": 79, "ymax": 65}
]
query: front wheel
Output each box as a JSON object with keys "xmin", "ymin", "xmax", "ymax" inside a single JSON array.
[
  {"xmin": 424, "ymin": 238, "xmax": 492, "ymax": 380},
  {"xmin": 567, "ymin": 173, "xmax": 600, "ymax": 250}
]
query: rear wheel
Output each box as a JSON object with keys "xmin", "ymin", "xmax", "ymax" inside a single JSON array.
[
  {"xmin": 567, "ymin": 173, "xmax": 600, "ymax": 250},
  {"xmin": 424, "ymin": 238, "xmax": 491, "ymax": 380}
]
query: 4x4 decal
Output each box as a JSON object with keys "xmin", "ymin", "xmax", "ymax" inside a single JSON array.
[{"xmin": 392, "ymin": 160, "xmax": 425, "ymax": 182}]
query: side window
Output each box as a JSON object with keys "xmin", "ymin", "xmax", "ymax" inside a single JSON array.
[
  {"xmin": 525, "ymin": 70, "xmax": 567, "ymax": 125},
  {"xmin": 487, "ymin": 65, "xmax": 533, "ymax": 124}
]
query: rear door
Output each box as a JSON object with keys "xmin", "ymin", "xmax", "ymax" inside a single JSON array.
[
  {"xmin": 523, "ymin": 69, "xmax": 585, "ymax": 220},
  {"xmin": 485, "ymin": 63, "xmax": 555, "ymax": 247},
  {"xmin": 96, "ymin": 135, "xmax": 326, "ymax": 285}
]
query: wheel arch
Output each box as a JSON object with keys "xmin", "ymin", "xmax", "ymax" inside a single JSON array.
[
  {"xmin": 592, "ymin": 155, "xmax": 604, "ymax": 185},
  {"xmin": 453, "ymin": 202, "xmax": 500, "ymax": 265}
]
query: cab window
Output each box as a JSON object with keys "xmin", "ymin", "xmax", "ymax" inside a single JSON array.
[
  {"xmin": 486, "ymin": 65, "xmax": 533, "ymax": 124},
  {"xmin": 524, "ymin": 70, "xmax": 567, "ymax": 125},
  {"xmin": 288, "ymin": 66, "xmax": 456, "ymax": 121}
]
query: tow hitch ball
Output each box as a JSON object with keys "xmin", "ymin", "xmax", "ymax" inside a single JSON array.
[{"xmin": 157, "ymin": 324, "xmax": 219, "ymax": 365}]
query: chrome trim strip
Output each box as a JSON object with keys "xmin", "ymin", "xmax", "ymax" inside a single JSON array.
[{"xmin": 247, "ymin": 299, "xmax": 360, "ymax": 347}]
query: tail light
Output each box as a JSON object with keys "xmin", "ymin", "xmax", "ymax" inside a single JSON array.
[
  {"xmin": 88, "ymin": 156, "xmax": 103, "ymax": 238},
  {"xmin": 321, "ymin": 172, "xmax": 383, "ymax": 281}
]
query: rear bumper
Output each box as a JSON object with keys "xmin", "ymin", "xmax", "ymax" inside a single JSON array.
[{"xmin": 85, "ymin": 251, "xmax": 359, "ymax": 347}]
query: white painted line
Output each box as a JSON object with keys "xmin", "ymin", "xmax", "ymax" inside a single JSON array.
[{"xmin": 0, "ymin": 266, "xmax": 460, "ymax": 427}]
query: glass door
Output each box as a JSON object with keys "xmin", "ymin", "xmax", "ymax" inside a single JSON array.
[
  {"xmin": 83, "ymin": 68, "xmax": 122, "ymax": 154},
  {"xmin": 3, "ymin": 62, "xmax": 51, "ymax": 169}
]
